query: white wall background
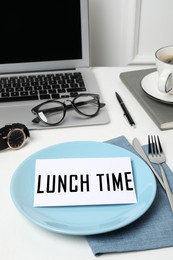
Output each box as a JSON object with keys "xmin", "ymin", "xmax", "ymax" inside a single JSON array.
[{"xmin": 89, "ymin": 0, "xmax": 173, "ymax": 66}]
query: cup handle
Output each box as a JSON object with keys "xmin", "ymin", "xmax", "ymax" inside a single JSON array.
[{"xmin": 158, "ymin": 69, "xmax": 172, "ymax": 93}]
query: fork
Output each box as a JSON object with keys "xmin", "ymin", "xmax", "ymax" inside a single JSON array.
[{"xmin": 148, "ymin": 135, "xmax": 173, "ymax": 212}]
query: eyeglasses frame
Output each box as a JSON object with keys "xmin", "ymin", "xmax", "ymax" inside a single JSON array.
[{"xmin": 31, "ymin": 93, "xmax": 105, "ymax": 126}]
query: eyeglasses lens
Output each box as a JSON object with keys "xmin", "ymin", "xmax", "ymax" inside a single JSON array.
[
  {"xmin": 38, "ymin": 101, "xmax": 64, "ymax": 125},
  {"xmin": 74, "ymin": 95, "xmax": 99, "ymax": 116}
]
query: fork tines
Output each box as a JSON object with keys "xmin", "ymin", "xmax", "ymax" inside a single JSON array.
[{"xmin": 148, "ymin": 135, "xmax": 163, "ymax": 156}]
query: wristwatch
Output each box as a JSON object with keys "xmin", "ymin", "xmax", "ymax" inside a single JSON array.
[{"xmin": 0, "ymin": 123, "xmax": 30, "ymax": 150}]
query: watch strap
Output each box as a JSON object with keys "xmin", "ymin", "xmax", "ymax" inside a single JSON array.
[
  {"xmin": 0, "ymin": 139, "xmax": 8, "ymax": 150},
  {"xmin": 0, "ymin": 125, "xmax": 9, "ymax": 150}
]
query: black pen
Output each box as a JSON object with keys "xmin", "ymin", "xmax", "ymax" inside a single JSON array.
[{"xmin": 115, "ymin": 92, "xmax": 136, "ymax": 127}]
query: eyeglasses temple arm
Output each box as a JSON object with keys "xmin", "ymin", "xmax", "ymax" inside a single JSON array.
[{"xmin": 100, "ymin": 103, "xmax": 105, "ymax": 108}]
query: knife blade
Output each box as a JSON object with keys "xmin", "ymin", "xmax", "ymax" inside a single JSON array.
[{"xmin": 132, "ymin": 137, "xmax": 165, "ymax": 189}]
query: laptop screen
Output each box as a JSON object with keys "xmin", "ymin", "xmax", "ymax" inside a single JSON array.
[{"xmin": 0, "ymin": 0, "xmax": 89, "ymax": 73}]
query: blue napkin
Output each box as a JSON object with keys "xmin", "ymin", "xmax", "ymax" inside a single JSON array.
[{"xmin": 86, "ymin": 136, "xmax": 173, "ymax": 256}]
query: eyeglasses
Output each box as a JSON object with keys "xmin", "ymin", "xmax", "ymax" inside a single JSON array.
[{"xmin": 31, "ymin": 93, "xmax": 105, "ymax": 126}]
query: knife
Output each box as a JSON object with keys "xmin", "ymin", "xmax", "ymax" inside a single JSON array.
[{"xmin": 132, "ymin": 137, "xmax": 165, "ymax": 189}]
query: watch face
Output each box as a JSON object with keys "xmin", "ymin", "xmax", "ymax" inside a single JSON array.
[{"xmin": 7, "ymin": 128, "xmax": 26, "ymax": 150}]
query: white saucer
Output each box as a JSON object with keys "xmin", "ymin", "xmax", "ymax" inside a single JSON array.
[{"xmin": 141, "ymin": 71, "xmax": 173, "ymax": 104}]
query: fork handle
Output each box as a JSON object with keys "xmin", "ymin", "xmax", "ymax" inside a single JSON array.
[{"xmin": 159, "ymin": 164, "xmax": 173, "ymax": 212}]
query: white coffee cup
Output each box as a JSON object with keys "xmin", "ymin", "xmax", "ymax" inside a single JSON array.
[{"xmin": 155, "ymin": 46, "xmax": 173, "ymax": 94}]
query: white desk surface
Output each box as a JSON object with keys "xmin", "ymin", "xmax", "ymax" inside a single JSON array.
[{"xmin": 1, "ymin": 66, "xmax": 173, "ymax": 260}]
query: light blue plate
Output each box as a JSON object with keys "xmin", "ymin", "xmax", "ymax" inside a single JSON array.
[{"xmin": 10, "ymin": 141, "xmax": 156, "ymax": 235}]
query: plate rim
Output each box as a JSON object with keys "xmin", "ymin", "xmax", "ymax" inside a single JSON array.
[{"xmin": 10, "ymin": 140, "xmax": 157, "ymax": 235}]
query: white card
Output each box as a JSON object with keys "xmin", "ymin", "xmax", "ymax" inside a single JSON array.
[{"xmin": 33, "ymin": 157, "xmax": 137, "ymax": 207}]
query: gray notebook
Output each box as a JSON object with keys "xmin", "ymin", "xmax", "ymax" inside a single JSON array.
[{"xmin": 120, "ymin": 68, "xmax": 173, "ymax": 130}]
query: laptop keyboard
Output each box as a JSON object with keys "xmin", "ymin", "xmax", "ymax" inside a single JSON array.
[{"xmin": 0, "ymin": 72, "xmax": 87, "ymax": 103}]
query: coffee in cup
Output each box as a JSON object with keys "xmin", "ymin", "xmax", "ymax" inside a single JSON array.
[
  {"xmin": 155, "ymin": 46, "xmax": 173, "ymax": 94},
  {"xmin": 161, "ymin": 56, "xmax": 173, "ymax": 65}
]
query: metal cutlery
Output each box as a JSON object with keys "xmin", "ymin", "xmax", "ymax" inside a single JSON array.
[
  {"xmin": 148, "ymin": 135, "xmax": 173, "ymax": 211},
  {"xmin": 132, "ymin": 137, "xmax": 164, "ymax": 189}
]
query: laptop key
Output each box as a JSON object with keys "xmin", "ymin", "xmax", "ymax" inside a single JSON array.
[
  {"xmin": 11, "ymin": 92, "xmax": 19, "ymax": 97},
  {"xmin": 0, "ymin": 95, "xmax": 39, "ymax": 102},
  {"xmin": 5, "ymin": 88, "xmax": 14, "ymax": 93},
  {"xmin": 60, "ymin": 94, "xmax": 70, "ymax": 98},
  {"xmin": 67, "ymin": 88, "xmax": 86, "ymax": 93},
  {"xmin": 30, "ymin": 91, "xmax": 38, "ymax": 95},
  {"xmin": 21, "ymin": 91, "xmax": 29, "ymax": 96},
  {"xmin": 40, "ymin": 94, "xmax": 51, "ymax": 100},
  {"xmin": 52, "ymin": 93, "xmax": 60, "ymax": 99},
  {"xmin": 2, "ymin": 92, "xmax": 9, "ymax": 97}
]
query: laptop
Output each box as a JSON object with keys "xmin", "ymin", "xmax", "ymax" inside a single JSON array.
[{"xmin": 0, "ymin": 0, "xmax": 109, "ymax": 130}]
